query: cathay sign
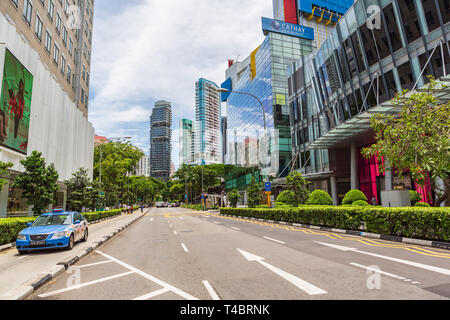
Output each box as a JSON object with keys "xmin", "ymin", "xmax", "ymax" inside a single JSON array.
[{"xmin": 262, "ymin": 17, "xmax": 314, "ymax": 40}]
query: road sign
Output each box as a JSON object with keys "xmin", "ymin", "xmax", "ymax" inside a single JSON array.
[
  {"xmin": 99, "ymin": 191, "xmax": 105, "ymax": 197},
  {"xmin": 185, "ymin": 195, "xmax": 188, "ymax": 199},
  {"xmin": 265, "ymin": 182, "xmax": 271, "ymax": 192}
]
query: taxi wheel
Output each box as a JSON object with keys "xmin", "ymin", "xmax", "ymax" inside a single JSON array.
[
  {"xmin": 66, "ymin": 234, "xmax": 74, "ymax": 250},
  {"xmin": 18, "ymin": 250, "xmax": 27, "ymax": 255},
  {"xmin": 82, "ymin": 229, "xmax": 88, "ymax": 242}
]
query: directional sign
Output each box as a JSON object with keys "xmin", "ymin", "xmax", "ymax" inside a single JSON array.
[
  {"xmin": 237, "ymin": 249, "xmax": 327, "ymax": 295},
  {"xmin": 265, "ymin": 182, "xmax": 271, "ymax": 192},
  {"xmin": 185, "ymin": 195, "xmax": 188, "ymax": 200}
]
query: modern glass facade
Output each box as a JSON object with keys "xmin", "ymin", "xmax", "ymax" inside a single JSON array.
[
  {"xmin": 150, "ymin": 100, "xmax": 172, "ymax": 181},
  {"xmin": 179, "ymin": 118, "xmax": 195, "ymax": 166},
  {"xmin": 287, "ymin": 0, "xmax": 450, "ymax": 203},
  {"xmin": 225, "ymin": 31, "xmax": 315, "ymax": 191}
]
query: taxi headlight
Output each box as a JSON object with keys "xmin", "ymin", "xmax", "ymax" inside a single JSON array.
[
  {"xmin": 51, "ymin": 231, "xmax": 70, "ymax": 239},
  {"xmin": 17, "ymin": 234, "xmax": 27, "ymax": 241}
]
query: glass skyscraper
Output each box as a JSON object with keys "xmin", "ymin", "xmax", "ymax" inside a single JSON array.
[
  {"xmin": 287, "ymin": 0, "xmax": 449, "ymax": 204},
  {"xmin": 179, "ymin": 118, "xmax": 195, "ymax": 166},
  {"xmin": 150, "ymin": 100, "xmax": 172, "ymax": 181}
]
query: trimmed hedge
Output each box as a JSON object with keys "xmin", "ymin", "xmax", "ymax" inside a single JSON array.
[
  {"xmin": 352, "ymin": 200, "xmax": 370, "ymax": 207},
  {"xmin": 276, "ymin": 191, "xmax": 296, "ymax": 206},
  {"xmin": 342, "ymin": 189, "xmax": 368, "ymax": 205},
  {"xmin": 0, "ymin": 209, "xmax": 125, "ymax": 246},
  {"xmin": 415, "ymin": 202, "xmax": 431, "ymax": 208},
  {"xmin": 220, "ymin": 206, "xmax": 450, "ymax": 241},
  {"xmin": 410, "ymin": 190, "xmax": 422, "ymax": 206},
  {"xmin": 306, "ymin": 190, "xmax": 333, "ymax": 206}
]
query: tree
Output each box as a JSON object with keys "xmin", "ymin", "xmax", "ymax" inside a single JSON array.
[
  {"xmin": 247, "ymin": 176, "xmax": 262, "ymax": 208},
  {"xmin": 13, "ymin": 151, "xmax": 59, "ymax": 215},
  {"xmin": 227, "ymin": 189, "xmax": 241, "ymax": 208},
  {"xmin": 276, "ymin": 190, "xmax": 296, "ymax": 206},
  {"xmin": 64, "ymin": 168, "xmax": 91, "ymax": 211},
  {"xmin": 0, "ymin": 157, "xmax": 13, "ymax": 188},
  {"xmin": 285, "ymin": 171, "xmax": 310, "ymax": 205},
  {"xmin": 362, "ymin": 79, "xmax": 450, "ymax": 206}
]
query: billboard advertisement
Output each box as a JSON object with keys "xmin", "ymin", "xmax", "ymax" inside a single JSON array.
[
  {"xmin": 0, "ymin": 49, "xmax": 33, "ymax": 155},
  {"xmin": 262, "ymin": 17, "xmax": 314, "ymax": 40}
]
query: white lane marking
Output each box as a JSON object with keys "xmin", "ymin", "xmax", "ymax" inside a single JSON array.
[
  {"xmin": 237, "ymin": 249, "xmax": 327, "ymax": 296},
  {"xmin": 78, "ymin": 260, "xmax": 114, "ymax": 268},
  {"xmin": 412, "ymin": 281, "xmax": 421, "ymax": 284},
  {"xmin": 173, "ymin": 230, "xmax": 178, "ymax": 235},
  {"xmin": 316, "ymin": 241, "xmax": 450, "ymax": 276},
  {"xmin": 38, "ymin": 271, "xmax": 134, "ymax": 298},
  {"xmin": 179, "ymin": 217, "xmax": 184, "ymax": 220},
  {"xmin": 231, "ymin": 227, "xmax": 241, "ymax": 231},
  {"xmin": 181, "ymin": 243, "xmax": 189, "ymax": 252},
  {"xmin": 202, "ymin": 280, "xmax": 220, "ymax": 300},
  {"xmin": 96, "ymin": 250, "xmax": 198, "ymax": 300},
  {"xmin": 263, "ymin": 236, "xmax": 286, "ymax": 245},
  {"xmin": 350, "ymin": 263, "xmax": 406, "ymax": 280},
  {"xmin": 133, "ymin": 288, "xmax": 170, "ymax": 300},
  {"xmin": 169, "ymin": 224, "xmax": 173, "ymax": 228},
  {"xmin": 150, "ymin": 218, "xmax": 154, "ymax": 222},
  {"xmin": 18, "ymin": 256, "xmax": 27, "ymax": 260}
]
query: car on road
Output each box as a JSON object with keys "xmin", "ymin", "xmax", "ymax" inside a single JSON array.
[
  {"xmin": 155, "ymin": 202, "xmax": 166, "ymax": 208},
  {"xmin": 16, "ymin": 209, "xmax": 88, "ymax": 254}
]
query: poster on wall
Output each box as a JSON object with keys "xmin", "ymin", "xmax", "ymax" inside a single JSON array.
[{"xmin": 0, "ymin": 49, "xmax": 33, "ymax": 155}]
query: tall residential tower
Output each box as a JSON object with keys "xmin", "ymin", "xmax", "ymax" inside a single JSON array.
[{"xmin": 150, "ymin": 100, "xmax": 172, "ymax": 181}]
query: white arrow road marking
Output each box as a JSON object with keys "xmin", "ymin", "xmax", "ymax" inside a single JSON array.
[
  {"xmin": 150, "ymin": 218, "xmax": 154, "ymax": 222},
  {"xmin": 263, "ymin": 236, "xmax": 286, "ymax": 245},
  {"xmin": 173, "ymin": 230, "xmax": 178, "ymax": 235},
  {"xmin": 181, "ymin": 243, "xmax": 189, "ymax": 252},
  {"xmin": 237, "ymin": 249, "xmax": 327, "ymax": 296},
  {"xmin": 316, "ymin": 241, "xmax": 450, "ymax": 276},
  {"xmin": 202, "ymin": 280, "xmax": 220, "ymax": 300},
  {"xmin": 231, "ymin": 227, "xmax": 241, "ymax": 231},
  {"xmin": 78, "ymin": 260, "xmax": 113, "ymax": 268}
]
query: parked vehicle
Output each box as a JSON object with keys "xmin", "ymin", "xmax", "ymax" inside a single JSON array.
[
  {"xmin": 16, "ymin": 209, "xmax": 88, "ymax": 254},
  {"xmin": 155, "ymin": 202, "xmax": 165, "ymax": 208}
]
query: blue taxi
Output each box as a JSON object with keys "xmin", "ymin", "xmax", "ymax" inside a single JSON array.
[{"xmin": 16, "ymin": 209, "xmax": 89, "ymax": 254}]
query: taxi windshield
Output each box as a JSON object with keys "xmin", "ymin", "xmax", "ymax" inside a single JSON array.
[{"xmin": 32, "ymin": 214, "xmax": 72, "ymax": 226}]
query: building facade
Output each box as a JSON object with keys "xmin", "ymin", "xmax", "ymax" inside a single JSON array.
[
  {"xmin": 194, "ymin": 78, "xmax": 222, "ymax": 165},
  {"xmin": 222, "ymin": 17, "xmax": 316, "ymax": 192},
  {"xmin": 150, "ymin": 100, "xmax": 172, "ymax": 181},
  {"xmin": 136, "ymin": 154, "xmax": 150, "ymax": 177},
  {"xmin": 287, "ymin": 0, "xmax": 449, "ymax": 204},
  {"xmin": 0, "ymin": 0, "xmax": 95, "ymax": 217},
  {"xmin": 179, "ymin": 118, "xmax": 195, "ymax": 166}
]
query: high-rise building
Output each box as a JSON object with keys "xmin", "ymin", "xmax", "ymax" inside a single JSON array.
[
  {"xmin": 136, "ymin": 154, "xmax": 150, "ymax": 177},
  {"xmin": 287, "ymin": 0, "xmax": 449, "ymax": 205},
  {"xmin": 150, "ymin": 100, "xmax": 172, "ymax": 181},
  {"xmin": 221, "ymin": 116, "xmax": 227, "ymax": 162},
  {"xmin": 0, "ymin": 0, "xmax": 95, "ymax": 216},
  {"xmin": 222, "ymin": 17, "xmax": 316, "ymax": 192},
  {"xmin": 194, "ymin": 78, "xmax": 222, "ymax": 165},
  {"xmin": 179, "ymin": 118, "xmax": 195, "ymax": 166}
]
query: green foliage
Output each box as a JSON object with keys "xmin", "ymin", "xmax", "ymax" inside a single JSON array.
[
  {"xmin": 227, "ymin": 189, "xmax": 241, "ymax": 208},
  {"xmin": 0, "ymin": 155, "xmax": 13, "ymax": 188},
  {"xmin": 306, "ymin": 190, "xmax": 333, "ymax": 206},
  {"xmin": 276, "ymin": 190, "xmax": 296, "ymax": 206},
  {"xmin": 275, "ymin": 202, "xmax": 290, "ymax": 208},
  {"xmin": 415, "ymin": 202, "xmax": 431, "ymax": 207},
  {"xmin": 285, "ymin": 171, "xmax": 310, "ymax": 205},
  {"xmin": 342, "ymin": 189, "xmax": 368, "ymax": 205},
  {"xmin": 362, "ymin": 79, "xmax": 450, "ymax": 206},
  {"xmin": 65, "ymin": 168, "xmax": 91, "ymax": 212},
  {"xmin": 220, "ymin": 206, "xmax": 450, "ymax": 241},
  {"xmin": 352, "ymin": 200, "xmax": 370, "ymax": 207},
  {"xmin": 247, "ymin": 177, "xmax": 262, "ymax": 208},
  {"xmin": 13, "ymin": 151, "xmax": 59, "ymax": 216},
  {"xmin": 409, "ymin": 190, "xmax": 422, "ymax": 206},
  {"xmin": 181, "ymin": 204, "xmax": 204, "ymax": 211}
]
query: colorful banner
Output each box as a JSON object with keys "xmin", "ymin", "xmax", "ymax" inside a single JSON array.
[
  {"xmin": 262, "ymin": 17, "xmax": 314, "ymax": 40},
  {"xmin": 0, "ymin": 49, "xmax": 33, "ymax": 155}
]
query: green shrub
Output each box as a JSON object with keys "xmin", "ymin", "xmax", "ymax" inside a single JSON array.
[
  {"xmin": 415, "ymin": 202, "xmax": 431, "ymax": 207},
  {"xmin": 342, "ymin": 189, "xmax": 368, "ymax": 205},
  {"xmin": 220, "ymin": 206, "xmax": 450, "ymax": 241},
  {"xmin": 181, "ymin": 204, "xmax": 204, "ymax": 211},
  {"xmin": 410, "ymin": 190, "xmax": 422, "ymax": 206},
  {"xmin": 276, "ymin": 191, "xmax": 296, "ymax": 206},
  {"xmin": 352, "ymin": 200, "xmax": 370, "ymax": 206},
  {"xmin": 275, "ymin": 202, "xmax": 290, "ymax": 208},
  {"xmin": 306, "ymin": 190, "xmax": 333, "ymax": 206}
]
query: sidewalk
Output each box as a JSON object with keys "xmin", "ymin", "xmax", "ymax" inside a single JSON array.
[{"xmin": 0, "ymin": 209, "xmax": 149, "ymax": 300}]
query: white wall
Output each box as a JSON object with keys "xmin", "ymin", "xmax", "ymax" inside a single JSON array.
[{"xmin": 0, "ymin": 15, "xmax": 94, "ymax": 181}]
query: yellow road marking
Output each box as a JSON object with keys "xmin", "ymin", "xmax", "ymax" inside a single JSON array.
[{"xmin": 197, "ymin": 213, "xmax": 450, "ymax": 259}]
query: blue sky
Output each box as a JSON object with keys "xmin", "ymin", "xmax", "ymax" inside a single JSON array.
[{"xmin": 88, "ymin": 0, "xmax": 273, "ymax": 169}]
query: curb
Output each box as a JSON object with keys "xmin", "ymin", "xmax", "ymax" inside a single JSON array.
[
  {"xmin": 220, "ymin": 214, "xmax": 450, "ymax": 250},
  {"xmin": 3, "ymin": 211, "xmax": 147, "ymax": 300}
]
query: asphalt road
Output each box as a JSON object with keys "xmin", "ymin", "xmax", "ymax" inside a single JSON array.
[{"xmin": 28, "ymin": 207, "xmax": 450, "ymax": 300}]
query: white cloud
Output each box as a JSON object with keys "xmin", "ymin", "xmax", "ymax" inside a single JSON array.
[{"xmin": 89, "ymin": 0, "xmax": 273, "ymax": 168}]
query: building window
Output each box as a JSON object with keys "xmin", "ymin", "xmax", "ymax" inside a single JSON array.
[
  {"xmin": 86, "ymin": 72, "xmax": 89, "ymax": 86},
  {"xmin": 438, "ymin": 0, "xmax": 450, "ymax": 25},
  {"xmin": 56, "ymin": 13, "xmax": 61, "ymax": 34},
  {"xmin": 65, "ymin": 0, "xmax": 70, "ymax": 16},
  {"xmin": 68, "ymin": 37, "xmax": 73, "ymax": 55},
  {"xmin": 23, "ymin": 0, "xmax": 33, "ymax": 26},
  {"xmin": 422, "ymin": 0, "xmax": 442, "ymax": 32},
  {"xmin": 53, "ymin": 43, "xmax": 59, "ymax": 65},
  {"xmin": 45, "ymin": 31, "xmax": 52, "ymax": 54},
  {"xmin": 10, "ymin": 0, "xmax": 18, "ymax": 8},
  {"xmin": 383, "ymin": 4, "xmax": 403, "ymax": 53},
  {"xmin": 48, "ymin": 0, "xmax": 54, "ymax": 21},
  {"xmin": 397, "ymin": 0, "xmax": 422, "ymax": 44},
  {"xmin": 63, "ymin": 27, "xmax": 67, "ymax": 46},
  {"xmin": 35, "ymin": 15, "xmax": 43, "ymax": 41},
  {"xmin": 82, "ymin": 65, "xmax": 86, "ymax": 80},
  {"xmin": 67, "ymin": 65, "xmax": 71, "ymax": 83},
  {"xmin": 61, "ymin": 55, "xmax": 66, "ymax": 75},
  {"xmin": 81, "ymin": 88, "xmax": 85, "ymax": 104}
]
